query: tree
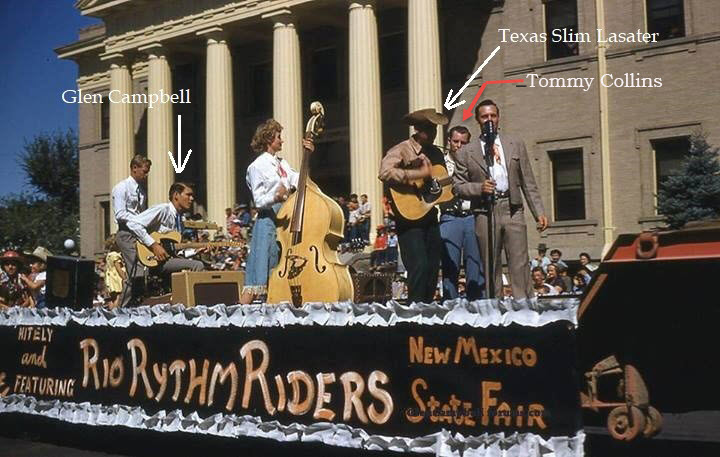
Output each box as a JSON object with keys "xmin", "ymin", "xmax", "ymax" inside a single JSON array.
[
  {"xmin": 657, "ymin": 133, "xmax": 720, "ymax": 229},
  {"xmin": 19, "ymin": 129, "xmax": 79, "ymax": 213},
  {"xmin": 0, "ymin": 130, "xmax": 80, "ymax": 253},
  {"xmin": 0, "ymin": 194, "xmax": 79, "ymax": 252}
]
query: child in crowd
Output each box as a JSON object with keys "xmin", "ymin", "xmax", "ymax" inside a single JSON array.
[
  {"xmin": 22, "ymin": 247, "xmax": 52, "ymax": 309},
  {"xmin": 370, "ymin": 225, "xmax": 388, "ymax": 270},
  {"xmin": 104, "ymin": 235, "xmax": 127, "ymax": 309}
]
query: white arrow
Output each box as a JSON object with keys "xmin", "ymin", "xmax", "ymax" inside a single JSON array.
[
  {"xmin": 168, "ymin": 114, "xmax": 192, "ymax": 173},
  {"xmin": 444, "ymin": 45, "xmax": 501, "ymax": 110}
]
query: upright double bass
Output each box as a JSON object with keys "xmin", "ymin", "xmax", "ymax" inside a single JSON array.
[{"xmin": 267, "ymin": 102, "xmax": 354, "ymax": 306}]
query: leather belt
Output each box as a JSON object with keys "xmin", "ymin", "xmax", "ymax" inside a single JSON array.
[
  {"xmin": 495, "ymin": 190, "xmax": 510, "ymax": 199},
  {"xmin": 258, "ymin": 208, "xmax": 276, "ymax": 219},
  {"xmin": 441, "ymin": 210, "xmax": 473, "ymax": 217}
]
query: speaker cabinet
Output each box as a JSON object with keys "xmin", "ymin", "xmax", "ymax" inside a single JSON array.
[
  {"xmin": 352, "ymin": 273, "xmax": 393, "ymax": 304},
  {"xmin": 46, "ymin": 255, "xmax": 96, "ymax": 310},
  {"xmin": 171, "ymin": 271, "xmax": 244, "ymax": 306}
]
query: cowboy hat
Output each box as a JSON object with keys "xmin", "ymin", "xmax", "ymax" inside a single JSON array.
[
  {"xmin": 0, "ymin": 250, "xmax": 26, "ymax": 267},
  {"xmin": 403, "ymin": 108, "xmax": 449, "ymax": 127},
  {"xmin": 25, "ymin": 246, "xmax": 53, "ymax": 264}
]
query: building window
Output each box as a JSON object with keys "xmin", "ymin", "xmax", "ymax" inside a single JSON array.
[
  {"xmin": 99, "ymin": 200, "xmax": 110, "ymax": 246},
  {"xmin": 647, "ymin": 0, "xmax": 685, "ymax": 40},
  {"xmin": 100, "ymin": 96, "xmax": 110, "ymax": 140},
  {"xmin": 550, "ymin": 148, "xmax": 585, "ymax": 221},
  {"xmin": 545, "ymin": 0, "xmax": 579, "ymax": 60},
  {"xmin": 653, "ymin": 136, "xmax": 690, "ymax": 208},
  {"xmin": 250, "ymin": 62, "xmax": 272, "ymax": 114},
  {"xmin": 442, "ymin": 4, "xmax": 486, "ymax": 84},
  {"xmin": 380, "ymin": 32, "xmax": 406, "ymax": 91},
  {"xmin": 311, "ymin": 47, "xmax": 338, "ymax": 101}
]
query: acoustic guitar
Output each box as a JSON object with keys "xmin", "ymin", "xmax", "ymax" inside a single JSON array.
[
  {"xmin": 136, "ymin": 231, "xmax": 244, "ymax": 268},
  {"xmin": 389, "ymin": 164, "xmax": 454, "ymax": 221}
]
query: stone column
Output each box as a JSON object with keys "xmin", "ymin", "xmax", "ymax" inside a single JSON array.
[
  {"xmin": 198, "ymin": 27, "xmax": 236, "ymax": 229},
  {"xmin": 349, "ymin": 2, "xmax": 383, "ymax": 242},
  {"xmin": 265, "ymin": 10, "xmax": 303, "ymax": 169},
  {"xmin": 139, "ymin": 43, "xmax": 174, "ymax": 206},
  {"xmin": 407, "ymin": 0, "xmax": 443, "ymax": 145},
  {"xmin": 105, "ymin": 53, "xmax": 134, "ymax": 232}
]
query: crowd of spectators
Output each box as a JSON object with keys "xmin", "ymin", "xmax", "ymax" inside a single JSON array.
[
  {"xmin": 2, "ymin": 195, "xmax": 597, "ymax": 307},
  {"xmin": 529, "ymin": 244, "xmax": 597, "ymax": 297},
  {"xmin": 0, "ymin": 247, "xmax": 51, "ymax": 309}
]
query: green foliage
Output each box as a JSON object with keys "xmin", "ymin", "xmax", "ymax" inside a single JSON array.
[
  {"xmin": 657, "ymin": 133, "xmax": 720, "ymax": 229},
  {"xmin": 19, "ymin": 129, "xmax": 79, "ymax": 213},
  {"xmin": 0, "ymin": 130, "xmax": 80, "ymax": 252},
  {"xmin": 0, "ymin": 194, "xmax": 79, "ymax": 253}
]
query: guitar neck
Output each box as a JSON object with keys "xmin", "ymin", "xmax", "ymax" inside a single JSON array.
[{"xmin": 175, "ymin": 242, "xmax": 242, "ymax": 249}]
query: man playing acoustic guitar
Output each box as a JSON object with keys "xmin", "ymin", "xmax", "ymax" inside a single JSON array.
[
  {"xmin": 126, "ymin": 182, "xmax": 205, "ymax": 282},
  {"xmin": 378, "ymin": 108, "xmax": 449, "ymax": 303}
]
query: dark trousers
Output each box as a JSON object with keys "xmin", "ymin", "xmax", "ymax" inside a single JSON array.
[
  {"xmin": 361, "ymin": 219, "xmax": 370, "ymax": 242},
  {"xmin": 386, "ymin": 246, "xmax": 398, "ymax": 263},
  {"xmin": 115, "ymin": 229, "xmax": 143, "ymax": 307},
  {"xmin": 398, "ymin": 223, "xmax": 441, "ymax": 303},
  {"xmin": 370, "ymin": 249, "xmax": 386, "ymax": 266}
]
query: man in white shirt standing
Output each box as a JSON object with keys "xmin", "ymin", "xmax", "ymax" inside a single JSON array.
[
  {"xmin": 127, "ymin": 182, "xmax": 204, "ymax": 278},
  {"xmin": 358, "ymin": 194, "xmax": 372, "ymax": 244},
  {"xmin": 112, "ymin": 154, "xmax": 151, "ymax": 305},
  {"xmin": 453, "ymin": 100, "xmax": 548, "ymax": 299}
]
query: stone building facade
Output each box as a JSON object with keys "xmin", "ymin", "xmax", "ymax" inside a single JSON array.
[{"xmin": 57, "ymin": 0, "xmax": 720, "ymax": 264}]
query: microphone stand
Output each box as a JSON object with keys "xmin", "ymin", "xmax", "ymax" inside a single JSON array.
[{"xmin": 482, "ymin": 122, "xmax": 496, "ymax": 299}]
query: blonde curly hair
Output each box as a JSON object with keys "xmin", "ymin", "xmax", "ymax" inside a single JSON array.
[
  {"xmin": 104, "ymin": 234, "xmax": 119, "ymax": 252},
  {"xmin": 250, "ymin": 119, "xmax": 283, "ymax": 153}
]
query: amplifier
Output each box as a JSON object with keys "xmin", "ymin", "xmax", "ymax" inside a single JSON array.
[
  {"xmin": 352, "ymin": 272, "xmax": 393, "ymax": 304},
  {"xmin": 171, "ymin": 271, "xmax": 244, "ymax": 306},
  {"xmin": 46, "ymin": 255, "xmax": 95, "ymax": 310}
]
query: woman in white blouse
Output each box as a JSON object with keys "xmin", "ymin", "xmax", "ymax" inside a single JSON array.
[{"xmin": 241, "ymin": 119, "xmax": 314, "ymax": 304}]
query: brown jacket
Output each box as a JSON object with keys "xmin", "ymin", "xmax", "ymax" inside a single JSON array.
[
  {"xmin": 452, "ymin": 133, "xmax": 546, "ymax": 220},
  {"xmin": 378, "ymin": 137, "xmax": 428, "ymax": 185}
]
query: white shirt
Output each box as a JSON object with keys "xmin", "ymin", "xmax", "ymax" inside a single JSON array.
[
  {"xmin": 112, "ymin": 176, "xmax": 147, "ymax": 225},
  {"xmin": 30, "ymin": 271, "xmax": 46, "ymax": 298},
  {"xmin": 359, "ymin": 201, "xmax": 371, "ymax": 218},
  {"xmin": 387, "ymin": 234, "xmax": 398, "ymax": 248},
  {"xmin": 127, "ymin": 202, "xmax": 181, "ymax": 247},
  {"xmin": 246, "ymin": 152, "xmax": 300, "ymax": 209},
  {"xmin": 479, "ymin": 136, "xmax": 508, "ymax": 192},
  {"xmin": 349, "ymin": 208, "xmax": 360, "ymax": 224}
]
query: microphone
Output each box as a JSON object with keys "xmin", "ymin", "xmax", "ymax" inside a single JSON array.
[
  {"xmin": 482, "ymin": 120, "xmax": 496, "ymax": 144},
  {"xmin": 482, "ymin": 120, "xmax": 496, "ymax": 167}
]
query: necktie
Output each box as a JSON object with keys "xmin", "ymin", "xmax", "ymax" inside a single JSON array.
[
  {"xmin": 493, "ymin": 144, "xmax": 502, "ymax": 165},
  {"xmin": 137, "ymin": 185, "xmax": 144, "ymax": 211},
  {"xmin": 277, "ymin": 158, "xmax": 287, "ymax": 178}
]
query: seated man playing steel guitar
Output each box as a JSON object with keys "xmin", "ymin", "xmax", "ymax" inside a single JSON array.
[{"xmin": 127, "ymin": 182, "xmax": 205, "ymax": 278}]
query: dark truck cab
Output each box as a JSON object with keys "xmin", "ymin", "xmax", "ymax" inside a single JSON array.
[{"xmin": 577, "ymin": 221, "xmax": 720, "ymax": 444}]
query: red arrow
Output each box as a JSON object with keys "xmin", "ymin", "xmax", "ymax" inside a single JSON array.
[{"xmin": 462, "ymin": 79, "xmax": 524, "ymax": 121}]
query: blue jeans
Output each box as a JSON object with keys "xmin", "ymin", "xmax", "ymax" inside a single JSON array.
[
  {"xmin": 360, "ymin": 219, "xmax": 370, "ymax": 242},
  {"xmin": 440, "ymin": 214, "xmax": 484, "ymax": 300},
  {"xmin": 244, "ymin": 207, "xmax": 280, "ymax": 293}
]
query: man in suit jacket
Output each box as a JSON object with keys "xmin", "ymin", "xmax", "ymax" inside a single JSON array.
[{"xmin": 452, "ymin": 99, "xmax": 548, "ymax": 299}]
